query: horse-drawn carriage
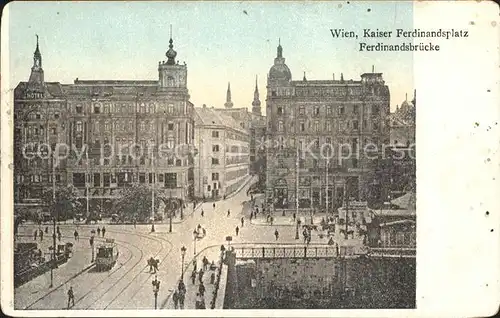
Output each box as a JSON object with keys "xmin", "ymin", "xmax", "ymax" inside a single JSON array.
[{"xmin": 95, "ymin": 238, "xmax": 119, "ymax": 271}]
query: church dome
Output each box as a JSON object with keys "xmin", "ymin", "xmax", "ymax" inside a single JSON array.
[
  {"xmin": 165, "ymin": 38, "xmax": 177, "ymax": 65},
  {"xmin": 268, "ymin": 42, "xmax": 292, "ymax": 81},
  {"xmin": 269, "ymin": 63, "xmax": 292, "ymax": 81}
]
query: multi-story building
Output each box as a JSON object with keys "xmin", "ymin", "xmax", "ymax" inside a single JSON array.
[
  {"xmin": 14, "ymin": 36, "xmax": 196, "ymax": 214},
  {"xmin": 194, "ymin": 105, "xmax": 250, "ymax": 199},
  {"xmin": 264, "ymin": 41, "xmax": 391, "ymax": 214},
  {"xmin": 388, "ymin": 91, "xmax": 416, "ymax": 147}
]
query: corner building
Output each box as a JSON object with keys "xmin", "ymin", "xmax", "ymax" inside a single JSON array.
[
  {"xmin": 14, "ymin": 36, "xmax": 195, "ymax": 212},
  {"xmin": 265, "ymin": 42, "xmax": 390, "ymax": 213}
]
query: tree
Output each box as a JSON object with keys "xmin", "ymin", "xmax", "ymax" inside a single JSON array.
[
  {"xmin": 41, "ymin": 185, "xmax": 81, "ymax": 221},
  {"xmin": 112, "ymin": 184, "xmax": 166, "ymax": 222}
]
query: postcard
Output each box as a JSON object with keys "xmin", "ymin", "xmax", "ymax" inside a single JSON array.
[{"xmin": 1, "ymin": 1, "xmax": 499, "ymax": 317}]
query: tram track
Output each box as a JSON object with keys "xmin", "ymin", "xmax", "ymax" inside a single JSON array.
[
  {"xmin": 81, "ymin": 229, "xmax": 173, "ymax": 310},
  {"xmin": 23, "ymin": 234, "xmax": 135, "ymax": 310}
]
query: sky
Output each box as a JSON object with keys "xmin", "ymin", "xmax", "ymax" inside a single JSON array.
[{"xmin": 8, "ymin": 1, "xmax": 414, "ymax": 113}]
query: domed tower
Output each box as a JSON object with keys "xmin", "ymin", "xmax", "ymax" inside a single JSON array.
[
  {"xmin": 267, "ymin": 39, "xmax": 292, "ymax": 87},
  {"xmin": 158, "ymin": 26, "xmax": 187, "ymax": 90}
]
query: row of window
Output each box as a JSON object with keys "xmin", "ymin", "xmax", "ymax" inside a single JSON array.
[
  {"xmin": 226, "ymin": 155, "xmax": 249, "ymax": 165},
  {"xmin": 72, "ymin": 172, "xmax": 179, "ymax": 188},
  {"xmin": 271, "ymin": 136, "xmax": 378, "ymax": 149},
  {"xmin": 82, "ymin": 120, "xmax": 179, "ymax": 133},
  {"xmin": 226, "ymin": 167, "xmax": 248, "ymax": 182},
  {"xmin": 24, "ymin": 111, "xmax": 60, "ymax": 121},
  {"xmin": 75, "ymin": 103, "xmax": 177, "ymax": 115},
  {"xmin": 17, "ymin": 174, "xmax": 61, "ymax": 183},
  {"xmin": 276, "ymin": 104, "xmax": 380, "ymax": 117},
  {"xmin": 276, "ymin": 119, "xmax": 380, "ymax": 133}
]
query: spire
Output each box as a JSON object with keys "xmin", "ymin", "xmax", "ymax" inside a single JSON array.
[
  {"xmin": 252, "ymin": 75, "xmax": 261, "ymax": 114},
  {"xmin": 303, "ymin": 72, "xmax": 307, "ymax": 81},
  {"xmin": 405, "ymin": 93, "xmax": 408, "ymax": 101},
  {"xmin": 372, "ymin": 65, "xmax": 374, "ymax": 73},
  {"xmin": 340, "ymin": 73, "xmax": 344, "ymax": 82},
  {"xmin": 277, "ymin": 38, "xmax": 283, "ymax": 58},
  {"xmin": 28, "ymin": 34, "xmax": 45, "ymax": 91},
  {"xmin": 165, "ymin": 25, "xmax": 177, "ymax": 65},
  {"xmin": 224, "ymin": 82, "xmax": 234, "ymax": 108}
]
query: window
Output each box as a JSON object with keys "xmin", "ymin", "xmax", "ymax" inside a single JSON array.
[
  {"xmin": 372, "ymin": 105, "xmax": 379, "ymax": 114},
  {"xmin": 212, "ymin": 158, "xmax": 219, "ymax": 165},
  {"xmin": 140, "ymin": 121, "xmax": 146, "ymax": 131},
  {"xmin": 353, "ymin": 120, "xmax": 359, "ymax": 130},
  {"xmin": 139, "ymin": 173, "xmax": 146, "ymax": 183},
  {"xmin": 352, "ymin": 158, "xmax": 358, "ymax": 168},
  {"xmin": 314, "ymin": 106, "xmax": 320, "ymax": 116},
  {"xmin": 339, "ymin": 106, "xmax": 345, "ymax": 115},
  {"xmin": 212, "ymin": 145, "xmax": 220, "ymax": 152},
  {"xmin": 165, "ymin": 173, "xmax": 177, "ymax": 188},
  {"xmin": 54, "ymin": 112, "xmax": 60, "ymax": 119},
  {"xmin": 158, "ymin": 174, "xmax": 164, "ymax": 183},
  {"xmin": 94, "ymin": 104, "xmax": 101, "ymax": 114},
  {"xmin": 353, "ymin": 105, "xmax": 358, "ymax": 114},
  {"xmin": 168, "ymin": 104, "xmax": 174, "ymax": 114},
  {"xmin": 212, "ymin": 173, "xmax": 219, "ymax": 181},
  {"xmin": 76, "ymin": 121, "xmax": 83, "ymax": 132},
  {"xmin": 207, "ymin": 185, "xmax": 211, "ymax": 191},
  {"xmin": 363, "ymin": 119, "xmax": 367, "ymax": 129},
  {"xmin": 105, "ymin": 121, "xmax": 110, "ymax": 131},
  {"xmin": 212, "ymin": 131, "xmax": 219, "ymax": 138},
  {"xmin": 326, "ymin": 121, "xmax": 332, "ymax": 132},
  {"xmin": 176, "ymin": 159, "xmax": 182, "ymax": 166},
  {"xmin": 51, "ymin": 127, "xmax": 57, "ymax": 135},
  {"xmin": 167, "ymin": 138, "xmax": 174, "ymax": 149},
  {"xmin": 76, "ymin": 105, "xmax": 82, "ymax": 113},
  {"xmin": 299, "ymin": 106, "xmax": 305, "ymax": 115},
  {"xmin": 373, "ymin": 122, "xmax": 379, "ymax": 130},
  {"xmin": 326, "ymin": 106, "xmax": 332, "ymax": 116},
  {"xmin": 326, "ymin": 137, "xmax": 332, "ymax": 144},
  {"xmin": 300, "ymin": 121, "xmax": 305, "ymax": 132},
  {"xmin": 277, "ymin": 107, "xmax": 283, "ymax": 115},
  {"xmin": 299, "ymin": 159, "xmax": 305, "ymax": 169},
  {"xmin": 168, "ymin": 123, "xmax": 174, "ymax": 130},
  {"xmin": 278, "ymin": 121, "xmax": 284, "ymax": 132},
  {"xmin": 140, "ymin": 103, "xmax": 146, "ymax": 113},
  {"xmin": 314, "ymin": 121, "xmax": 319, "ymax": 132}
]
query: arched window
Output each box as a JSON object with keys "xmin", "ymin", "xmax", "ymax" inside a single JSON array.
[
  {"xmin": 167, "ymin": 76, "xmax": 174, "ymax": 87},
  {"xmin": 140, "ymin": 121, "xmax": 146, "ymax": 131}
]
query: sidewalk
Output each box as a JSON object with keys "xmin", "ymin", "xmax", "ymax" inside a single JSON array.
[
  {"xmin": 250, "ymin": 215, "xmax": 324, "ymax": 226},
  {"xmin": 14, "ymin": 235, "xmax": 94, "ymax": 309}
]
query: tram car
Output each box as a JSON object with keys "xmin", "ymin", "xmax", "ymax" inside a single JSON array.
[{"xmin": 95, "ymin": 238, "xmax": 119, "ymax": 271}]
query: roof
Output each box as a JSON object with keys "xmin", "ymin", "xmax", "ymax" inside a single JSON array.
[
  {"xmin": 14, "ymin": 82, "xmax": 66, "ymax": 99},
  {"xmin": 194, "ymin": 107, "xmax": 248, "ymax": 134},
  {"xmin": 73, "ymin": 79, "xmax": 158, "ymax": 86},
  {"xmin": 292, "ymin": 80, "xmax": 362, "ymax": 86},
  {"xmin": 371, "ymin": 209, "xmax": 416, "ymax": 218}
]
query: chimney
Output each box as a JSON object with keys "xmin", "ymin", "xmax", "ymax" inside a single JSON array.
[
  {"xmin": 372, "ymin": 65, "xmax": 375, "ymax": 73},
  {"xmin": 333, "ymin": 73, "xmax": 335, "ymax": 81},
  {"xmin": 203, "ymin": 104, "xmax": 206, "ymax": 108}
]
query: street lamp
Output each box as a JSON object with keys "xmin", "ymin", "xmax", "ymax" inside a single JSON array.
[
  {"xmin": 151, "ymin": 275, "xmax": 160, "ymax": 309},
  {"xmin": 295, "ymin": 219, "xmax": 301, "ymax": 239},
  {"xmin": 180, "ymin": 246, "xmax": 187, "ymax": 279},
  {"xmin": 90, "ymin": 230, "xmax": 95, "ymax": 262}
]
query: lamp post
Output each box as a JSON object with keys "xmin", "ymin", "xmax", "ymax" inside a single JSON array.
[
  {"xmin": 152, "ymin": 275, "xmax": 160, "ymax": 309},
  {"xmin": 90, "ymin": 230, "xmax": 95, "ymax": 262},
  {"xmin": 151, "ymin": 158, "xmax": 156, "ymax": 233},
  {"xmin": 168, "ymin": 190, "xmax": 173, "ymax": 233},
  {"xmin": 49, "ymin": 155, "xmax": 56, "ymax": 288},
  {"xmin": 193, "ymin": 229, "xmax": 198, "ymax": 256},
  {"xmin": 295, "ymin": 219, "xmax": 300, "ymax": 239},
  {"xmin": 180, "ymin": 246, "xmax": 187, "ymax": 279}
]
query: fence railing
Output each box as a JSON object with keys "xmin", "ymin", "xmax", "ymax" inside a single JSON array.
[{"xmin": 368, "ymin": 247, "xmax": 416, "ymax": 258}]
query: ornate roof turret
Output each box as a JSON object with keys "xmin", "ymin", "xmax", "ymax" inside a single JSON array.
[
  {"xmin": 166, "ymin": 25, "xmax": 177, "ymax": 65},
  {"xmin": 27, "ymin": 34, "xmax": 46, "ymax": 96},
  {"xmin": 268, "ymin": 39, "xmax": 292, "ymax": 82}
]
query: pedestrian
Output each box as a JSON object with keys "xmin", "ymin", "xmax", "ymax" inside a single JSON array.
[
  {"xmin": 74, "ymin": 230, "xmax": 79, "ymax": 241},
  {"xmin": 241, "ymin": 217, "xmax": 244, "ymax": 227},
  {"xmin": 178, "ymin": 280, "xmax": 186, "ymax": 295},
  {"xmin": 102, "ymin": 226, "xmax": 106, "ymax": 237},
  {"xmin": 40, "ymin": 229, "xmax": 43, "ymax": 241},
  {"xmin": 213, "ymin": 203, "xmax": 216, "ymax": 209},
  {"xmin": 133, "ymin": 219, "xmax": 136, "ymax": 229},
  {"xmin": 56, "ymin": 225, "xmax": 60, "ymax": 234},
  {"xmin": 235, "ymin": 226, "xmax": 239, "ymax": 236},
  {"xmin": 199, "ymin": 281, "xmax": 206, "ymax": 297},
  {"xmin": 67, "ymin": 286, "xmax": 75, "ymax": 309},
  {"xmin": 227, "ymin": 209, "xmax": 230, "ymax": 217},
  {"xmin": 199, "ymin": 268, "xmax": 204, "ymax": 284},
  {"xmin": 172, "ymin": 290, "xmax": 179, "ymax": 309},
  {"xmin": 274, "ymin": 229, "xmax": 279, "ymax": 241},
  {"xmin": 202, "ymin": 256, "xmax": 209, "ymax": 270},
  {"xmin": 270, "ymin": 216, "xmax": 274, "ymax": 225},
  {"xmin": 256, "ymin": 207, "xmax": 259, "ymax": 214},
  {"xmin": 153, "ymin": 259, "xmax": 159, "ymax": 273},
  {"xmin": 195, "ymin": 292, "xmax": 202, "ymax": 309},
  {"xmin": 148, "ymin": 257, "xmax": 154, "ymax": 272},
  {"xmin": 250, "ymin": 212, "xmax": 253, "ymax": 221},
  {"xmin": 97, "ymin": 227, "xmax": 101, "ymax": 236},
  {"xmin": 210, "ymin": 272, "xmax": 215, "ymax": 284},
  {"xmin": 191, "ymin": 270, "xmax": 196, "ymax": 284},
  {"xmin": 58, "ymin": 232, "xmax": 62, "ymax": 242},
  {"xmin": 293, "ymin": 213, "xmax": 296, "ymax": 222},
  {"xmin": 202, "ymin": 227, "xmax": 206, "ymax": 237},
  {"xmin": 201, "ymin": 209, "xmax": 204, "ymax": 217},
  {"xmin": 193, "ymin": 259, "xmax": 197, "ymax": 272},
  {"xmin": 178, "ymin": 290, "xmax": 185, "ymax": 309},
  {"xmin": 45, "ymin": 226, "xmax": 48, "ymax": 234},
  {"xmin": 34, "ymin": 229, "xmax": 38, "ymax": 241}
]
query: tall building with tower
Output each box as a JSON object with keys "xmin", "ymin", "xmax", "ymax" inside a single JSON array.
[
  {"xmin": 265, "ymin": 41, "xmax": 391, "ymax": 213},
  {"xmin": 14, "ymin": 33, "xmax": 196, "ymax": 215}
]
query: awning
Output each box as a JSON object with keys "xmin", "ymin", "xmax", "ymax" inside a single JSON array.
[{"xmin": 390, "ymin": 192, "xmax": 416, "ymax": 210}]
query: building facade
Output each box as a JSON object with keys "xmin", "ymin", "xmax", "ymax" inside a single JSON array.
[
  {"xmin": 264, "ymin": 42, "xmax": 391, "ymax": 213},
  {"xmin": 14, "ymin": 36, "xmax": 196, "ymax": 213},
  {"xmin": 194, "ymin": 105, "xmax": 250, "ymax": 199}
]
